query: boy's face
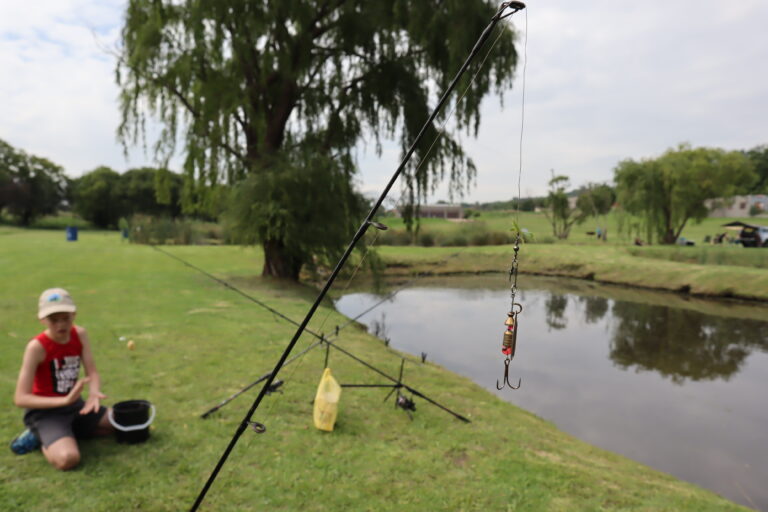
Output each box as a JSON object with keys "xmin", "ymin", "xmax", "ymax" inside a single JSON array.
[{"xmin": 41, "ymin": 312, "xmax": 75, "ymax": 342}]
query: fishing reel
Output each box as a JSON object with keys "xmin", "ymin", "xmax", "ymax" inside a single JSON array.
[
  {"xmin": 265, "ymin": 379, "xmax": 284, "ymax": 395},
  {"xmin": 395, "ymin": 393, "xmax": 416, "ymax": 421},
  {"xmin": 396, "ymin": 393, "xmax": 416, "ymax": 413}
]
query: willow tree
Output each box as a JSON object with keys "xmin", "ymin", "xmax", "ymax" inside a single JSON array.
[
  {"xmin": 614, "ymin": 144, "xmax": 755, "ymax": 245},
  {"xmin": 116, "ymin": 0, "xmax": 519, "ymax": 279},
  {"xmin": 544, "ymin": 174, "xmax": 585, "ymax": 240}
]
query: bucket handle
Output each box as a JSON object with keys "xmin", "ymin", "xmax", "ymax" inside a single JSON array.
[{"xmin": 108, "ymin": 404, "xmax": 156, "ymax": 432}]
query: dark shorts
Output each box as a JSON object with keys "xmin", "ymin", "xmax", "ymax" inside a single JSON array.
[{"xmin": 23, "ymin": 399, "xmax": 107, "ymax": 448}]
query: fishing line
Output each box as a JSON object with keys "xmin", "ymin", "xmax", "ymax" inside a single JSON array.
[
  {"xmin": 191, "ymin": 4, "xmax": 526, "ymax": 509},
  {"xmin": 199, "ymin": 245, "xmax": 471, "ymax": 417},
  {"xmin": 200, "ymin": 338, "xmax": 324, "ymax": 418},
  {"xmin": 407, "ymin": 21, "xmax": 509, "ymax": 205},
  {"xmin": 294, "ymin": 28, "xmax": 512, "ymax": 369},
  {"xmin": 308, "ymin": 26, "xmax": 509, "ymax": 337},
  {"xmin": 515, "ymin": 9, "xmax": 528, "ymax": 227},
  {"xmin": 159, "ymin": 10, "xmax": 520, "ymax": 471},
  {"xmin": 256, "ymin": 230, "xmax": 384, "ymax": 426},
  {"xmin": 496, "ymin": 9, "xmax": 528, "ymax": 391},
  {"xmin": 310, "ymin": 229, "xmax": 382, "ymax": 344},
  {"xmin": 150, "ymin": 245, "xmax": 305, "ymax": 329},
  {"xmin": 152, "ymin": 243, "xmax": 465, "ymax": 420}
]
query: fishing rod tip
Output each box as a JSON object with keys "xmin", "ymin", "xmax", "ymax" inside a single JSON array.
[{"xmin": 496, "ymin": 1, "xmax": 526, "ymax": 21}]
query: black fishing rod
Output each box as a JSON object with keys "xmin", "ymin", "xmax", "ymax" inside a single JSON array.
[
  {"xmin": 198, "ymin": 252, "xmax": 465, "ymax": 418},
  {"xmin": 200, "ymin": 339, "xmax": 324, "ymax": 419},
  {"xmin": 190, "ymin": 3, "xmax": 526, "ymax": 509},
  {"xmin": 154, "ymin": 240, "xmax": 467, "ymax": 420}
]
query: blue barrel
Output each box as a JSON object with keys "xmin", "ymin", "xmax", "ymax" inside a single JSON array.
[{"xmin": 65, "ymin": 226, "xmax": 78, "ymax": 242}]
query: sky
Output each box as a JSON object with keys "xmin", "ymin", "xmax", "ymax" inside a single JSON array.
[{"xmin": 1, "ymin": 1, "xmax": 766, "ymax": 202}]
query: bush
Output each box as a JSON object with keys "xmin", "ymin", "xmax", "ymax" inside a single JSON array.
[
  {"xmin": 418, "ymin": 232, "xmax": 436, "ymax": 247},
  {"xmin": 377, "ymin": 222, "xmax": 518, "ymax": 247},
  {"xmin": 469, "ymin": 231, "xmax": 491, "ymax": 246},
  {"xmin": 440, "ymin": 233, "xmax": 468, "ymax": 246},
  {"xmin": 29, "ymin": 213, "xmax": 93, "ymax": 230},
  {"xmin": 127, "ymin": 215, "xmax": 197, "ymax": 245},
  {"xmin": 532, "ymin": 235, "xmax": 556, "ymax": 244},
  {"xmin": 379, "ymin": 229, "xmax": 412, "ymax": 246},
  {"xmin": 487, "ymin": 231, "xmax": 513, "ymax": 245}
]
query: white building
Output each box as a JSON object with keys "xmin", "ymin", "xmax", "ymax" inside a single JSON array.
[
  {"xmin": 394, "ymin": 204, "xmax": 464, "ymax": 219},
  {"xmin": 706, "ymin": 194, "xmax": 767, "ymax": 217}
]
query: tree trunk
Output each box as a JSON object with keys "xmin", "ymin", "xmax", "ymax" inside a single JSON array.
[
  {"xmin": 262, "ymin": 239, "xmax": 303, "ymax": 280},
  {"xmin": 662, "ymin": 228, "xmax": 677, "ymax": 244}
]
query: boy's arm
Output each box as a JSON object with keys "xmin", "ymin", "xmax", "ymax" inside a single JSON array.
[
  {"xmin": 78, "ymin": 326, "xmax": 107, "ymax": 415},
  {"xmin": 14, "ymin": 339, "xmax": 88, "ymax": 410}
]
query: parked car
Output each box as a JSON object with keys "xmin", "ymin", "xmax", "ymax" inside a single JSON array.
[{"xmin": 722, "ymin": 221, "xmax": 768, "ymax": 247}]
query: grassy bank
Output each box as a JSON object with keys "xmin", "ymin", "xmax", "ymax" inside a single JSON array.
[
  {"xmin": 0, "ymin": 228, "xmax": 749, "ymax": 511},
  {"xmin": 377, "ymin": 210, "xmax": 767, "ymax": 246},
  {"xmin": 378, "ymin": 244, "xmax": 768, "ymax": 302}
]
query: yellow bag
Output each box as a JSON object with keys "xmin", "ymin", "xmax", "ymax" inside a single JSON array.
[{"xmin": 313, "ymin": 368, "xmax": 341, "ymax": 432}]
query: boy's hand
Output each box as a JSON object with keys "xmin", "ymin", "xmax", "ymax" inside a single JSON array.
[
  {"xmin": 80, "ymin": 390, "xmax": 108, "ymax": 415},
  {"xmin": 65, "ymin": 377, "xmax": 90, "ymax": 406}
]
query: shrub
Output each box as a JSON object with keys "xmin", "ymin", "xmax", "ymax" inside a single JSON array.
[
  {"xmin": 379, "ymin": 229, "xmax": 412, "ymax": 246},
  {"xmin": 440, "ymin": 233, "xmax": 468, "ymax": 246},
  {"xmin": 418, "ymin": 232, "xmax": 436, "ymax": 247},
  {"xmin": 127, "ymin": 215, "xmax": 197, "ymax": 245},
  {"xmin": 487, "ymin": 231, "xmax": 513, "ymax": 245},
  {"xmin": 469, "ymin": 231, "xmax": 491, "ymax": 246}
]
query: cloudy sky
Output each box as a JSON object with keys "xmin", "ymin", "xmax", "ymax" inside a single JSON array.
[{"xmin": 1, "ymin": 1, "xmax": 766, "ymax": 202}]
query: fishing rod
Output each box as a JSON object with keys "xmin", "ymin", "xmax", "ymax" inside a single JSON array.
[
  {"xmin": 152, "ymin": 243, "xmax": 467, "ymax": 420},
  {"xmin": 199, "ymin": 323, "xmax": 469, "ymax": 422},
  {"xmin": 198, "ymin": 249, "xmax": 466, "ymax": 418},
  {"xmin": 191, "ymin": 3, "xmax": 526, "ymax": 509}
]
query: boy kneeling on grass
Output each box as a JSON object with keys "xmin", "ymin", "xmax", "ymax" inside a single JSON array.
[{"xmin": 11, "ymin": 288, "xmax": 114, "ymax": 469}]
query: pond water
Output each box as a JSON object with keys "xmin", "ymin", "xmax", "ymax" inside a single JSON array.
[{"xmin": 336, "ymin": 275, "xmax": 768, "ymax": 511}]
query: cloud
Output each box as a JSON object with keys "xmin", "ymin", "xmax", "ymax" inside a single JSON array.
[
  {"xmin": 0, "ymin": 0, "xmax": 155, "ymax": 175},
  {"xmin": 1, "ymin": 0, "xmax": 766, "ymax": 201}
]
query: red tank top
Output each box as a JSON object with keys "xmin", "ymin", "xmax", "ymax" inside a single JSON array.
[{"xmin": 32, "ymin": 327, "xmax": 82, "ymax": 397}]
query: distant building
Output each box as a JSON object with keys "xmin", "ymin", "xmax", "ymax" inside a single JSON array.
[
  {"xmin": 394, "ymin": 204, "xmax": 464, "ymax": 219},
  {"xmin": 706, "ymin": 194, "xmax": 767, "ymax": 217}
]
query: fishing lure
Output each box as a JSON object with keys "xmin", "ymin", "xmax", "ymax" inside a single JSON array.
[{"xmin": 497, "ymin": 234, "xmax": 523, "ymax": 390}]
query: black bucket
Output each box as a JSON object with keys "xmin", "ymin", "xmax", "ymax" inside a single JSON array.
[{"xmin": 109, "ymin": 400, "xmax": 155, "ymax": 444}]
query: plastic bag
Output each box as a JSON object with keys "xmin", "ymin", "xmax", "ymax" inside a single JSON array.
[{"xmin": 313, "ymin": 368, "xmax": 341, "ymax": 432}]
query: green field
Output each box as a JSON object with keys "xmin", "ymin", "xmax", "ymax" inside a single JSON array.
[
  {"xmin": 0, "ymin": 228, "xmax": 750, "ymax": 511},
  {"xmin": 380, "ymin": 210, "xmax": 766, "ymax": 245}
]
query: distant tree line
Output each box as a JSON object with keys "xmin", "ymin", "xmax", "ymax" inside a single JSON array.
[
  {"xmin": 0, "ymin": 138, "xmax": 184, "ymax": 228},
  {"xmin": 469, "ymin": 142, "xmax": 766, "ymax": 244},
  {"xmin": 72, "ymin": 166, "xmax": 184, "ymax": 228},
  {"xmin": 0, "ymin": 139, "xmax": 67, "ymax": 226}
]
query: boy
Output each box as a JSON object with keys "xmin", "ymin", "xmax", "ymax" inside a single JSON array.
[{"xmin": 11, "ymin": 288, "xmax": 113, "ymax": 470}]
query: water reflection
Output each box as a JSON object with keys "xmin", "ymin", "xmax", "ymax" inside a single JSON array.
[
  {"xmin": 580, "ymin": 295, "xmax": 609, "ymax": 324},
  {"xmin": 336, "ymin": 276, "xmax": 768, "ymax": 511},
  {"xmin": 544, "ymin": 293, "xmax": 568, "ymax": 330},
  {"xmin": 608, "ymin": 302, "xmax": 768, "ymax": 384},
  {"xmin": 530, "ymin": 289, "xmax": 768, "ymax": 384}
]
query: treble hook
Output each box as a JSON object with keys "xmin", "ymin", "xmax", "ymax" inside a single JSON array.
[{"xmin": 496, "ymin": 358, "xmax": 521, "ymax": 390}]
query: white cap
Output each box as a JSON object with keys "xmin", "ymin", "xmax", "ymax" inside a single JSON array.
[{"xmin": 38, "ymin": 288, "xmax": 77, "ymax": 320}]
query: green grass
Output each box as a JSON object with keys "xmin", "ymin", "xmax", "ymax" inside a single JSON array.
[
  {"xmin": 0, "ymin": 228, "xmax": 748, "ymax": 511},
  {"xmin": 380, "ymin": 210, "xmax": 767, "ymax": 247},
  {"xmin": 377, "ymin": 243, "xmax": 768, "ymax": 302},
  {"xmin": 0, "ymin": 212, "xmax": 95, "ymax": 231},
  {"xmin": 627, "ymin": 245, "xmax": 768, "ymax": 269}
]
